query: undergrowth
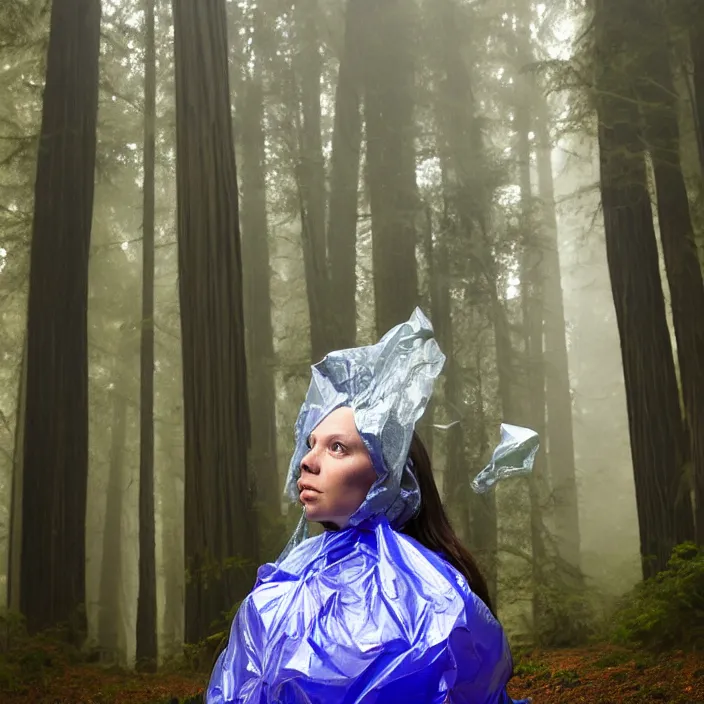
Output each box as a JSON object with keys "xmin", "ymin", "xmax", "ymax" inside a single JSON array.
[{"xmin": 611, "ymin": 542, "xmax": 704, "ymax": 650}]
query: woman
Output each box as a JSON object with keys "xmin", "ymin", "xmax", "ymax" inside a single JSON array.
[{"xmin": 207, "ymin": 309, "xmax": 532, "ymax": 704}]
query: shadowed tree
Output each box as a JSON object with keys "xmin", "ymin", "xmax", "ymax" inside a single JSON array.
[
  {"xmin": 295, "ymin": 0, "xmax": 330, "ymax": 361},
  {"xmin": 326, "ymin": 0, "xmax": 364, "ymax": 349},
  {"xmin": 362, "ymin": 0, "xmax": 420, "ymax": 336},
  {"xmin": 238, "ymin": 9, "xmax": 279, "ymax": 521},
  {"xmin": 98, "ymin": 335, "xmax": 132, "ymax": 662},
  {"xmin": 535, "ymin": 96, "xmax": 582, "ymax": 573},
  {"xmin": 172, "ymin": 0, "xmax": 257, "ymax": 642},
  {"xmin": 687, "ymin": 1, "xmax": 704, "ymax": 171},
  {"xmin": 593, "ymin": 0, "xmax": 695, "ymax": 576},
  {"xmin": 635, "ymin": 0, "xmax": 704, "ymax": 546},
  {"xmin": 19, "ymin": 0, "xmax": 101, "ymax": 634},
  {"xmin": 136, "ymin": 0, "xmax": 157, "ymax": 669}
]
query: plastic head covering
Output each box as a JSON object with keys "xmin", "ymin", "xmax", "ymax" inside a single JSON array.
[
  {"xmin": 472, "ymin": 423, "xmax": 540, "ymax": 493},
  {"xmin": 283, "ymin": 307, "xmax": 445, "ymax": 537}
]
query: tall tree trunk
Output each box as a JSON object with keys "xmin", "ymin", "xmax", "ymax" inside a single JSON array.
[
  {"xmin": 467, "ymin": 337, "xmax": 498, "ymax": 609},
  {"xmin": 136, "ymin": 0, "xmax": 157, "ymax": 670},
  {"xmin": 172, "ymin": 0, "xmax": 257, "ymax": 643},
  {"xmin": 431, "ymin": 0, "xmax": 500, "ymax": 599},
  {"xmin": 362, "ymin": 0, "xmax": 419, "ymax": 336},
  {"xmin": 98, "ymin": 358, "xmax": 129, "ymax": 662},
  {"xmin": 158, "ymin": 424, "xmax": 184, "ymax": 659},
  {"xmin": 296, "ymin": 0, "xmax": 330, "ymax": 361},
  {"xmin": 516, "ymin": 97, "xmax": 549, "ymax": 640},
  {"xmin": 434, "ymin": 218, "xmax": 468, "ymax": 540},
  {"xmin": 326, "ymin": 0, "xmax": 363, "ymax": 350},
  {"xmin": 637, "ymin": 3, "xmax": 704, "ymax": 545},
  {"xmin": 419, "ymin": 205, "xmax": 437, "ymax": 459},
  {"xmin": 239, "ymin": 28, "xmax": 279, "ymax": 520},
  {"xmin": 7, "ymin": 337, "xmax": 27, "ymax": 612},
  {"xmin": 535, "ymin": 100, "xmax": 582, "ymax": 572},
  {"xmin": 20, "ymin": 0, "xmax": 100, "ymax": 634},
  {"xmin": 513, "ymin": 0, "xmax": 549, "ymax": 637},
  {"xmin": 690, "ymin": 12, "xmax": 704, "ymax": 173},
  {"xmin": 594, "ymin": 0, "xmax": 695, "ymax": 576}
]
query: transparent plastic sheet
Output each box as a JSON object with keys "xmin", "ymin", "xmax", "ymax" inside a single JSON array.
[
  {"xmin": 207, "ymin": 310, "xmax": 537, "ymax": 703},
  {"xmin": 283, "ymin": 307, "xmax": 446, "ymax": 539},
  {"xmin": 471, "ymin": 424, "xmax": 540, "ymax": 494},
  {"xmin": 207, "ymin": 518, "xmax": 531, "ymax": 704}
]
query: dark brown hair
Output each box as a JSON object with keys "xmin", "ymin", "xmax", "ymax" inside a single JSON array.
[{"xmin": 401, "ymin": 432, "xmax": 495, "ymax": 616}]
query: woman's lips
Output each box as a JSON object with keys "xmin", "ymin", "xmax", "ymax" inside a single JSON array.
[{"xmin": 299, "ymin": 489, "xmax": 320, "ymax": 501}]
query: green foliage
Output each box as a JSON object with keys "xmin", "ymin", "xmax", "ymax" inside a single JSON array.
[
  {"xmin": 513, "ymin": 659, "xmax": 550, "ymax": 681},
  {"xmin": 532, "ymin": 568, "xmax": 598, "ymax": 647},
  {"xmin": 611, "ymin": 543, "xmax": 704, "ymax": 650},
  {"xmin": 181, "ymin": 639, "xmax": 220, "ymax": 675},
  {"xmin": 593, "ymin": 649, "xmax": 633, "ymax": 669},
  {"xmin": 184, "ymin": 552, "xmax": 257, "ymax": 590},
  {"xmin": 0, "ymin": 609, "xmax": 84, "ymax": 693},
  {"xmin": 551, "ymin": 668, "xmax": 581, "ymax": 688}
]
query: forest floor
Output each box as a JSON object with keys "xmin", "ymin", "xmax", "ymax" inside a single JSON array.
[
  {"xmin": 507, "ymin": 645, "xmax": 704, "ymax": 703},
  {"xmin": 1, "ymin": 642, "xmax": 702, "ymax": 703}
]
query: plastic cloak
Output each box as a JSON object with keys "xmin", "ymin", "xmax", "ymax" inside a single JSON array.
[{"xmin": 207, "ymin": 309, "xmax": 537, "ymax": 704}]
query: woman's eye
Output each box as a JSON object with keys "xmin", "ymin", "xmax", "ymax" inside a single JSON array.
[{"xmin": 331, "ymin": 442, "xmax": 345, "ymax": 454}]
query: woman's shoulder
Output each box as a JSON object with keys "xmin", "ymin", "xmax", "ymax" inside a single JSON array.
[{"xmin": 394, "ymin": 531, "xmax": 474, "ymax": 596}]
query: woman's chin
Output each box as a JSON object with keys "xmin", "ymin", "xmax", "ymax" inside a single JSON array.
[
  {"xmin": 304, "ymin": 506, "xmax": 325, "ymax": 523},
  {"xmin": 304, "ymin": 510, "xmax": 346, "ymax": 531}
]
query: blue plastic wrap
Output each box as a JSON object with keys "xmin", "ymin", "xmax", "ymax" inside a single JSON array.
[
  {"xmin": 207, "ymin": 311, "xmax": 536, "ymax": 703},
  {"xmin": 283, "ymin": 308, "xmax": 445, "ymax": 538},
  {"xmin": 207, "ymin": 517, "xmax": 528, "ymax": 704}
]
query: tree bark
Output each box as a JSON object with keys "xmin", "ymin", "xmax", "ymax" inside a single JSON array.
[
  {"xmin": 637, "ymin": 2, "xmax": 704, "ymax": 545},
  {"xmin": 535, "ymin": 100, "xmax": 582, "ymax": 572},
  {"xmin": 362, "ymin": 0, "xmax": 419, "ymax": 336},
  {"xmin": 512, "ymin": 0, "xmax": 551, "ymax": 637},
  {"xmin": 158, "ymin": 422, "xmax": 184, "ymax": 659},
  {"xmin": 326, "ymin": 0, "xmax": 363, "ymax": 350},
  {"xmin": 136, "ymin": 0, "xmax": 157, "ymax": 670},
  {"xmin": 98, "ymin": 356, "xmax": 129, "ymax": 662},
  {"xmin": 516, "ymin": 86, "xmax": 550, "ymax": 640},
  {"xmin": 690, "ymin": 14, "xmax": 704, "ymax": 173},
  {"xmin": 431, "ymin": 0, "xmax": 500, "ymax": 600},
  {"xmin": 434, "ymin": 218, "xmax": 467, "ymax": 540},
  {"xmin": 7, "ymin": 337, "xmax": 27, "ymax": 612},
  {"xmin": 172, "ymin": 0, "xmax": 257, "ymax": 643},
  {"xmin": 239, "ymin": 23, "xmax": 279, "ymax": 518},
  {"xmin": 20, "ymin": 0, "xmax": 101, "ymax": 634},
  {"xmin": 296, "ymin": 0, "xmax": 330, "ymax": 361},
  {"xmin": 594, "ymin": 0, "xmax": 695, "ymax": 576}
]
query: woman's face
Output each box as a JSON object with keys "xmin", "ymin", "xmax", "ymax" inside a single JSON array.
[{"xmin": 297, "ymin": 406, "xmax": 377, "ymax": 528}]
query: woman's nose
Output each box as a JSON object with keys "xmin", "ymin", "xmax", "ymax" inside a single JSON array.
[{"xmin": 300, "ymin": 448, "xmax": 320, "ymax": 474}]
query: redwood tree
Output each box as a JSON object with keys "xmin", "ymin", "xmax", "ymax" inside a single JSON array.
[
  {"xmin": 136, "ymin": 0, "xmax": 157, "ymax": 669},
  {"xmin": 20, "ymin": 0, "xmax": 101, "ymax": 634},
  {"xmin": 430, "ymin": 0, "xmax": 500, "ymax": 604},
  {"xmin": 172, "ymin": 0, "xmax": 257, "ymax": 642},
  {"xmin": 362, "ymin": 0, "xmax": 419, "ymax": 336},
  {"xmin": 295, "ymin": 0, "xmax": 330, "ymax": 360},
  {"xmin": 594, "ymin": 0, "xmax": 695, "ymax": 576},
  {"xmin": 326, "ymin": 0, "xmax": 364, "ymax": 350},
  {"xmin": 535, "ymin": 98, "xmax": 582, "ymax": 572},
  {"xmin": 636, "ymin": 0, "xmax": 704, "ymax": 546},
  {"xmin": 688, "ymin": 2, "xmax": 704, "ymax": 171},
  {"xmin": 239, "ymin": 12, "xmax": 279, "ymax": 517}
]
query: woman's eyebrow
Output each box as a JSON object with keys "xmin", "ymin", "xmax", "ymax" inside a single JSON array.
[{"xmin": 309, "ymin": 431, "xmax": 357, "ymax": 445}]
